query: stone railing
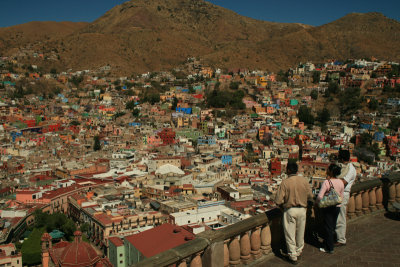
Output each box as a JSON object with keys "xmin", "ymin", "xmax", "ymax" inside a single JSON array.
[
  {"xmin": 347, "ymin": 172, "xmax": 400, "ymax": 218},
  {"xmin": 134, "ymin": 173, "xmax": 400, "ymax": 267}
]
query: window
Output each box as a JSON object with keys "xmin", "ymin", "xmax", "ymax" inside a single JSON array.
[
  {"xmin": 120, "ymin": 260, "xmax": 123, "ymax": 264},
  {"xmin": 120, "ymin": 253, "xmax": 123, "ymax": 257}
]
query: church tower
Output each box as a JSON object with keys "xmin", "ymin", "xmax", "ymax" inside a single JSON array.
[{"xmin": 41, "ymin": 233, "xmax": 52, "ymax": 267}]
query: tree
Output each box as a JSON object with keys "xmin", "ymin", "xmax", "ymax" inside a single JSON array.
[
  {"xmin": 132, "ymin": 108, "xmax": 140, "ymax": 117},
  {"xmin": 171, "ymin": 97, "xmax": 178, "ymax": 110},
  {"xmin": 94, "ymin": 136, "xmax": 101, "ymax": 151},
  {"xmin": 327, "ymin": 81, "xmax": 339, "ymax": 95},
  {"xmin": 69, "ymin": 75, "xmax": 83, "ymax": 88},
  {"xmin": 312, "ymin": 71, "xmax": 320, "ymax": 84},
  {"xmin": 389, "ymin": 117, "xmax": 400, "ymax": 131},
  {"xmin": 126, "ymin": 100, "xmax": 136, "ymax": 110},
  {"xmin": 339, "ymin": 87, "xmax": 362, "ymax": 116},
  {"xmin": 80, "ymin": 222, "xmax": 90, "ymax": 233},
  {"xmin": 368, "ymin": 98, "xmax": 378, "ymax": 110},
  {"xmin": 317, "ymin": 108, "xmax": 331, "ymax": 125},
  {"xmin": 229, "ymin": 81, "xmax": 240, "ymax": 90},
  {"xmin": 277, "ymin": 70, "xmax": 289, "ymax": 83},
  {"xmin": 297, "ymin": 105, "xmax": 314, "ymax": 125},
  {"xmin": 61, "ymin": 220, "xmax": 77, "ymax": 241},
  {"xmin": 188, "ymin": 85, "xmax": 195, "ymax": 94},
  {"xmin": 310, "ymin": 89, "xmax": 318, "ymax": 100}
]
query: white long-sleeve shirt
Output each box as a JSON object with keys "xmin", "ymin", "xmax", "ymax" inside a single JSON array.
[{"xmin": 338, "ymin": 162, "xmax": 356, "ymax": 195}]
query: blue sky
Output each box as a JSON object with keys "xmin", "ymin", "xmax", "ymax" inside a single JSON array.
[{"xmin": 0, "ymin": 0, "xmax": 399, "ymax": 27}]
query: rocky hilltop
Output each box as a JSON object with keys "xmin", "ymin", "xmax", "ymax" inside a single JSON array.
[{"xmin": 0, "ymin": 0, "xmax": 399, "ymax": 74}]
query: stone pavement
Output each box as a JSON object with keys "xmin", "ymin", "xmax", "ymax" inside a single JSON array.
[{"xmin": 252, "ymin": 211, "xmax": 400, "ymax": 267}]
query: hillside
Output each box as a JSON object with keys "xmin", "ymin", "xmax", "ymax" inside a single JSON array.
[
  {"xmin": 1, "ymin": 0, "xmax": 399, "ymax": 74},
  {"xmin": 0, "ymin": 21, "xmax": 88, "ymax": 55}
]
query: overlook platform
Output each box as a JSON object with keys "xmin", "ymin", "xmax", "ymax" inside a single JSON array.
[
  {"xmin": 136, "ymin": 174, "xmax": 400, "ymax": 267},
  {"xmin": 252, "ymin": 210, "xmax": 400, "ymax": 267}
]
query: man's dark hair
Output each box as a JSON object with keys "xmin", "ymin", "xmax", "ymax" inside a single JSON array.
[
  {"xmin": 338, "ymin": 149, "xmax": 350, "ymax": 162},
  {"xmin": 328, "ymin": 163, "xmax": 341, "ymax": 178},
  {"xmin": 287, "ymin": 162, "xmax": 298, "ymax": 175}
]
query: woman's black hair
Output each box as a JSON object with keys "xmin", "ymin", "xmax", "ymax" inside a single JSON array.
[{"xmin": 328, "ymin": 163, "xmax": 341, "ymax": 178}]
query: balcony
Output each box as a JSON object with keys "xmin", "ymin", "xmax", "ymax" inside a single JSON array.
[{"xmin": 134, "ymin": 173, "xmax": 400, "ymax": 267}]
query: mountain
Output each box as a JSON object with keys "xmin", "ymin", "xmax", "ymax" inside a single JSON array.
[
  {"xmin": 1, "ymin": 0, "xmax": 399, "ymax": 74},
  {"xmin": 0, "ymin": 21, "xmax": 88, "ymax": 55}
]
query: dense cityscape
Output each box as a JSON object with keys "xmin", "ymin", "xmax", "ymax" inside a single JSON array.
[
  {"xmin": 0, "ymin": 0, "xmax": 400, "ymax": 266},
  {"xmin": 0, "ymin": 53, "xmax": 399, "ymax": 266}
]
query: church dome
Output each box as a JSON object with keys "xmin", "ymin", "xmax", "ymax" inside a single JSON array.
[{"xmin": 59, "ymin": 231, "xmax": 100, "ymax": 267}]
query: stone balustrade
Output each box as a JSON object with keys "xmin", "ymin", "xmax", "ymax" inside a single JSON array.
[{"xmin": 135, "ymin": 173, "xmax": 400, "ymax": 267}]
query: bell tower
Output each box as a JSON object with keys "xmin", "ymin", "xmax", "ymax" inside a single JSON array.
[{"xmin": 41, "ymin": 233, "xmax": 52, "ymax": 267}]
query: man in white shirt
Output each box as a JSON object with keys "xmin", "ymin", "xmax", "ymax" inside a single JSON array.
[{"xmin": 335, "ymin": 149, "xmax": 356, "ymax": 246}]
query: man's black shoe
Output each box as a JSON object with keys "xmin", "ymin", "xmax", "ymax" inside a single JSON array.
[
  {"xmin": 280, "ymin": 249, "xmax": 298, "ymax": 265},
  {"xmin": 285, "ymin": 257, "xmax": 298, "ymax": 265}
]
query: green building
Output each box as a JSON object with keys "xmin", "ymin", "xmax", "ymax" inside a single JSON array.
[
  {"xmin": 176, "ymin": 128, "xmax": 203, "ymax": 140},
  {"xmin": 108, "ymin": 237, "xmax": 127, "ymax": 267}
]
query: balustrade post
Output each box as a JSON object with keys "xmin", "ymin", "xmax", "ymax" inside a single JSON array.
[
  {"xmin": 355, "ymin": 192, "xmax": 363, "ymax": 216},
  {"xmin": 224, "ymin": 240, "xmax": 229, "ymax": 267},
  {"xmin": 389, "ymin": 183, "xmax": 396, "ymax": 205},
  {"xmin": 177, "ymin": 260, "xmax": 187, "ymax": 267},
  {"xmin": 369, "ymin": 187, "xmax": 377, "ymax": 212},
  {"xmin": 376, "ymin": 186, "xmax": 383, "ymax": 209},
  {"xmin": 362, "ymin": 190, "xmax": 370, "ymax": 214},
  {"xmin": 190, "ymin": 252, "xmax": 202, "ymax": 267},
  {"xmin": 250, "ymin": 227, "xmax": 261, "ymax": 260},
  {"xmin": 347, "ymin": 194, "xmax": 356, "ymax": 219},
  {"xmin": 260, "ymin": 224, "xmax": 271, "ymax": 254},
  {"xmin": 229, "ymin": 237, "xmax": 241, "ymax": 266},
  {"xmin": 240, "ymin": 231, "xmax": 251, "ymax": 264},
  {"xmin": 396, "ymin": 182, "xmax": 400, "ymax": 202}
]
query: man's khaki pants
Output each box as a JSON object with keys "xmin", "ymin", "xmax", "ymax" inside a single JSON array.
[
  {"xmin": 283, "ymin": 207, "xmax": 307, "ymax": 261},
  {"xmin": 336, "ymin": 193, "xmax": 349, "ymax": 244}
]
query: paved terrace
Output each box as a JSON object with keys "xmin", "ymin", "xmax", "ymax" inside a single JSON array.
[
  {"xmin": 136, "ymin": 173, "xmax": 400, "ymax": 267},
  {"xmin": 251, "ymin": 210, "xmax": 400, "ymax": 267}
]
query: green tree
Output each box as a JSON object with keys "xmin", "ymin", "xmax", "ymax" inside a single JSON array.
[
  {"xmin": 229, "ymin": 81, "xmax": 240, "ymax": 90},
  {"xmin": 389, "ymin": 117, "xmax": 400, "ymax": 131},
  {"xmin": 298, "ymin": 105, "xmax": 314, "ymax": 125},
  {"xmin": 132, "ymin": 108, "xmax": 140, "ymax": 117},
  {"xmin": 317, "ymin": 108, "xmax": 331, "ymax": 125},
  {"xmin": 339, "ymin": 87, "xmax": 362, "ymax": 116},
  {"xmin": 80, "ymin": 222, "xmax": 90, "ymax": 233},
  {"xmin": 94, "ymin": 135, "xmax": 101, "ymax": 151},
  {"xmin": 310, "ymin": 89, "xmax": 318, "ymax": 100},
  {"xmin": 368, "ymin": 98, "xmax": 379, "ymax": 110},
  {"xmin": 171, "ymin": 97, "xmax": 178, "ymax": 110},
  {"xmin": 188, "ymin": 85, "xmax": 195, "ymax": 94},
  {"xmin": 277, "ymin": 70, "xmax": 289, "ymax": 83},
  {"xmin": 327, "ymin": 81, "xmax": 339, "ymax": 95},
  {"xmin": 312, "ymin": 71, "xmax": 320, "ymax": 84},
  {"xmin": 61, "ymin": 220, "xmax": 77, "ymax": 241},
  {"xmin": 126, "ymin": 100, "xmax": 136, "ymax": 110}
]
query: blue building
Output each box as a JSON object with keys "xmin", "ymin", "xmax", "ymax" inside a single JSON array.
[
  {"xmin": 129, "ymin": 122, "xmax": 141, "ymax": 127},
  {"xmin": 221, "ymin": 155, "xmax": 233, "ymax": 165},
  {"xmin": 11, "ymin": 131, "xmax": 23, "ymax": 142},
  {"xmin": 176, "ymin": 107, "xmax": 192, "ymax": 114},
  {"xmin": 373, "ymin": 132, "xmax": 385, "ymax": 142},
  {"xmin": 198, "ymin": 135, "xmax": 216, "ymax": 145},
  {"xmin": 360, "ymin": 123, "xmax": 373, "ymax": 130}
]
